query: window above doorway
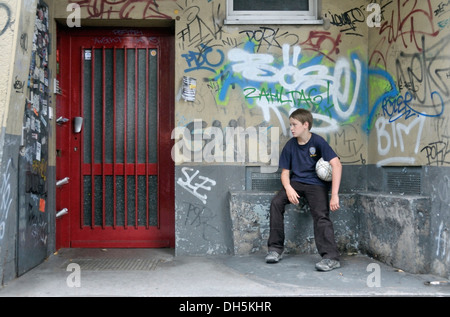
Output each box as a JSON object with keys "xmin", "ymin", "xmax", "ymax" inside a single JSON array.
[{"xmin": 225, "ymin": 0, "xmax": 322, "ymax": 25}]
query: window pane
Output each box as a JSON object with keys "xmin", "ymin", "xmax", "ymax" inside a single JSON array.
[
  {"xmin": 233, "ymin": 0, "xmax": 309, "ymax": 11},
  {"xmin": 115, "ymin": 176, "xmax": 125, "ymax": 226},
  {"xmin": 94, "ymin": 175, "xmax": 102, "ymax": 225},
  {"xmin": 83, "ymin": 51, "xmax": 92, "ymax": 163},
  {"xmin": 83, "ymin": 176, "xmax": 91, "ymax": 226},
  {"xmin": 105, "ymin": 49, "xmax": 114, "ymax": 163},
  {"xmin": 127, "ymin": 175, "xmax": 135, "ymax": 226},
  {"xmin": 148, "ymin": 175, "xmax": 158, "ymax": 226},
  {"xmin": 138, "ymin": 49, "xmax": 147, "ymax": 163},
  {"xmin": 127, "ymin": 49, "xmax": 136, "ymax": 163},
  {"xmin": 148, "ymin": 50, "xmax": 158, "ymax": 163},
  {"xmin": 94, "ymin": 49, "xmax": 103, "ymax": 164},
  {"xmin": 105, "ymin": 175, "xmax": 114, "ymax": 226},
  {"xmin": 115, "ymin": 49, "xmax": 125, "ymax": 163}
]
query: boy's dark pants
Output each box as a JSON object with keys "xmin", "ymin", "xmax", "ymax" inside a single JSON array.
[{"xmin": 268, "ymin": 181, "xmax": 340, "ymax": 261}]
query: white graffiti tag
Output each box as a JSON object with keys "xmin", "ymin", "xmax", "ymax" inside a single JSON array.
[
  {"xmin": 436, "ymin": 221, "xmax": 450, "ymax": 262},
  {"xmin": 177, "ymin": 168, "xmax": 216, "ymax": 204},
  {"xmin": 0, "ymin": 159, "xmax": 13, "ymax": 240},
  {"xmin": 227, "ymin": 43, "xmax": 362, "ymax": 134},
  {"xmin": 375, "ymin": 115, "xmax": 426, "ymax": 166}
]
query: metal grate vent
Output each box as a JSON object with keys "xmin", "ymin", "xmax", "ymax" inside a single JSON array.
[
  {"xmin": 64, "ymin": 258, "xmax": 164, "ymax": 271},
  {"xmin": 250, "ymin": 171, "xmax": 281, "ymax": 191},
  {"xmin": 386, "ymin": 169, "xmax": 421, "ymax": 195}
]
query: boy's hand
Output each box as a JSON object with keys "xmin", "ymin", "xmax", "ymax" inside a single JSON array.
[
  {"xmin": 286, "ymin": 186, "xmax": 300, "ymax": 205},
  {"xmin": 330, "ymin": 194, "xmax": 340, "ymax": 211}
]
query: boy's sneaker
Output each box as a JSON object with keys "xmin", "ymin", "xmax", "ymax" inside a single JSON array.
[
  {"xmin": 265, "ymin": 251, "xmax": 282, "ymax": 263},
  {"xmin": 315, "ymin": 259, "xmax": 340, "ymax": 271}
]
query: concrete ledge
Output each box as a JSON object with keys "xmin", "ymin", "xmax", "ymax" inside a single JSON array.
[
  {"xmin": 229, "ymin": 191, "xmax": 431, "ymax": 274},
  {"xmin": 229, "ymin": 191, "xmax": 359, "ymax": 255},
  {"xmin": 358, "ymin": 193, "xmax": 431, "ymax": 274}
]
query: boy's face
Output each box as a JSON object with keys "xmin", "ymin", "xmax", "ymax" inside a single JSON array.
[{"xmin": 289, "ymin": 117, "xmax": 309, "ymax": 138}]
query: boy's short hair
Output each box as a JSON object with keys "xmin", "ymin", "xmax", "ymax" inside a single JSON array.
[{"xmin": 289, "ymin": 109, "xmax": 313, "ymax": 131}]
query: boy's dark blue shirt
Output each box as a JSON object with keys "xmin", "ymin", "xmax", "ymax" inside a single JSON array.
[{"xmin": 279, "ymin": 133, "xmax": 338, "ymax": 187}]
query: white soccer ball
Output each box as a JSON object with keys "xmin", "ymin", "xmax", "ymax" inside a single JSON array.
[{"xmin": 316, "ymin": 158, "xmax": 332, "ymax": 182}]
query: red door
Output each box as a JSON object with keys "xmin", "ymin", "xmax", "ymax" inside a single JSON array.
[{"xmin": 56, "ymin": 28, "xmax": 174, "ymax": 248}]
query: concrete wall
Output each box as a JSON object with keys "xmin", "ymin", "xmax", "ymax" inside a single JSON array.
[
  {"xmin": 366, "ymin": 0, "xmax": 450, "ymax": 278},
  {"xmin": 367, "ymin": 0, "xmax": 449, "ymax": 166},
  {"xmin": 0, "ymin": 0, "xmax": 39, "ymax": 285},
  {"xmin": 172, "ymin": 0, "xmax": 369, "ymax": 258},
  {"xmin": 171, "ymin": 0, "xmax": 450, "ymax": 280},
  {"xmin": 0, "ymin": 0, "xmax": 56, "ymax": 285},
  {"xmin": 0, "ymin": 0, "xmax": 449, "ymax": 283},
  {"xmin": 175, "ymin": 165, "xmax": 244, "ymax": 255}
]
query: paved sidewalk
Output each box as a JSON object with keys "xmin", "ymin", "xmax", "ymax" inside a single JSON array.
[{"xmin": 0, "ymin": 248, "xmax": 449, "ymax": 297}]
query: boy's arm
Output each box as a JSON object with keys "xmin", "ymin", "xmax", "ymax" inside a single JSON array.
[
  {"xmin": 329, "ymin": 157, "xmax": 342, "ymax": 211},
  {"xmin": 281, "ymin": 168, "xmax": 300, "ymax": 205}
]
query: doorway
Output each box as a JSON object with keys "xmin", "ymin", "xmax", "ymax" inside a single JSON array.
[{"xmin": 56, "ymin": 27, "xmax": 174, "ymax": 248}]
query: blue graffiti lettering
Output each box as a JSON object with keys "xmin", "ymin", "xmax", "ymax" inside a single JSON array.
[
  {"xmin": 182, "ymin": 44, "xmax": 224, "ymax": 73},
  {"xmin": 382, "ymin": 90, "xmax": 445, "ymax": 122}
]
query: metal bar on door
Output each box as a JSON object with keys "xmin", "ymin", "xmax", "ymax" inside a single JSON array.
[
  {"xmin": 145, "ymin": 48, "xmax": 149, "ymax": 229},
  {"xmin": 123, "ymin": 47, "xmax": 128, "ymax": 229},
  {"xmin": 112, "ymin": 47, "xmax": 117, "ymax": 229},
  {"xmin": 156, "ymin": 48, "xmax": 161, "ymax": 230},
  {"xmin": 90, "ymin": 47, "xmax": 96, "ymax": 229},
  {"xmin": 80, "ymin": 47, "xmax": 85, "ymax": 229},
  {"xmin": 134, "ymin": 48, "xmax": 139, "ymax": 229},
  {"xmin": 102, "ymin": 47, "xmax": 106, "ymax": 229}
]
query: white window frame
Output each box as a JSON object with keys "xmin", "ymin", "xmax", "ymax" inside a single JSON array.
[{"xmin": 225, "ymin": 0, "xmax": 322, "ymax": 25}]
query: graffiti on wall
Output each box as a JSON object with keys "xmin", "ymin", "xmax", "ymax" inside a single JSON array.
[
  {"xmin": 211, "ymin": 42, "xmax": 364, "ymax": 136},
  {"xmin": 18, "ymin": 0, "xmax": 50, "ymax": 248},
  {"xmin": 177, "ymin": 167, "xmax": 216, "ymax": 204},
  {"xmin": 68, "ymin": 0, "xmax": 174, "ymax": 20},
  {"xmin": 368, "ymin": 0, "xmax": 449, "ymax": 166},
  {"xmin": 178, "ymin": 0, "xmax": 450, "ymax": 167},
  {"xmin": 0, "ymin": 1, "xmax": 14, "ymax": 242},
  {"xmin": 436, "ymin": 220, "xmax": 450, "ymax": 263},
  {"xmin": 0, "ymin": 2, "xmax": 12, "ymax": 37},
  {"xmin": 0, "ymin": 159, "xmax": 14, "ymax": 240},
  {"xmin": 181, "ymin": 201, "xmax": 219, "ymax": 241}
]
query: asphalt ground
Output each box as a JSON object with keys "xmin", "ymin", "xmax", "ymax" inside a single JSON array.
[{"xmin": 0, "ymin": 248, "xmax": 449, "ymax": 301}]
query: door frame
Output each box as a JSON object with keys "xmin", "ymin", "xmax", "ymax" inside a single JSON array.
[{"xmin": 55, "ymin": 26, "xmax": 175, "ymax": 249}]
